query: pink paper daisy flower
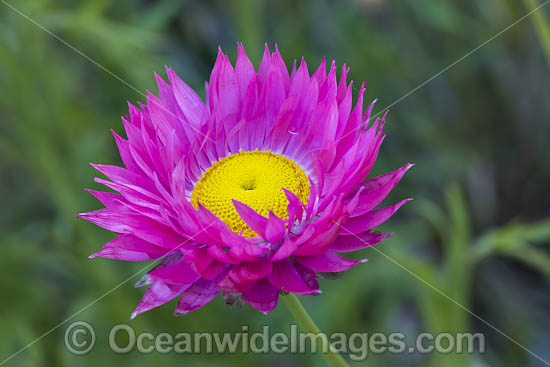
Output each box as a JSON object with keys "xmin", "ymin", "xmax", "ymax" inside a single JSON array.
[{"xmin": 79, "ymin": 44, "xmax": 412, "ymax": 318}]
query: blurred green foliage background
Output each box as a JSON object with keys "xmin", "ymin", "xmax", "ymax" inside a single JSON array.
[{"xmin": 1, "ymin": 0, "xmax": 549, "ymax": 366}]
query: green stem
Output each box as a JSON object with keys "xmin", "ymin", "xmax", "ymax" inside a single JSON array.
[{"xmin": 282, "ymin": 293, "xmax": 349, "ymax": 367}]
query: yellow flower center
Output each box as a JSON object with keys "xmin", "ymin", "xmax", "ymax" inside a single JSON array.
[{"xmin": 191, "ymin": 150, "xmax": 310, "ymax": 237}]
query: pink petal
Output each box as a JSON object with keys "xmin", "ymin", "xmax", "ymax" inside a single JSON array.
[
  {"xmin": 166, "ymin": 66, "xmax": 205, "ymax": 125},
  {"xmin": 90, "ymin": 234, "xmax": 168, "ymax": 261},
  {"xmin": 330, "ymin": 232, "xmax": 392, "ymax": 252},
  {"xmin": 272, "ymin": 45, "xmax": 291, "ymax": 92},
  {"xmin": 268, "ymin": 95, "xmax": 298, "ymax": 151},
  {"xmin": 257, "ymin": 43, "xmax": 272, "ymax": 84},
  {"xmin": 292, "ymin": 218, "xmax": 343, "ymax": 257},
  {"xmin": 243, "ymin": 278, "xmax": 279, "ymax": 314},
  {"xmin": 199, "ymin": 260, "xmax": 227, "ymax": 280},
  {"xmin": 217, "ymin": 55, "xmax": 240, "ymax": 123},
  {"xmin": 91, "ymin": 163, "xmax": 156, "ymax": 193},
  {"xmin": 294, "ymin": 252, "xmax": 366, "ymax": 272},
  {"xmin": 341, "ymin": 199, "xmax": 412, "ymax": 235},
  {"xmin": 267, "ymin": 259, "xmax": 320, "ymax": 294},
  {"xmin": 207, "ymin": 246, "xmax": 241, "ymax": 264},
  {"xmin": 271, "ymin": 237, "xmax": 299, "ymax": 261},
  {"xmin": 263, "ymin": 68, "xmax": 287, "ymax": 130},
  {"xmin": 215, "ymin": 273, "xmax": 240, "ymax": 293},
  {"xmin": 236, "ymin": 260, "xmax": 273, "ymax": 283},
  {"xmin": 293, "ymin": 261, "xmax": 320, "ymax": 291},
  {"xmin": 282, "ymin": 188, "xmax": 304, "ymax": 230},
  {"xmin": 150, "ymin": 260, "xmax": 201, "ymax": 285},
  {"xmin": 77, "ymin": 208, "xmax": 137, "ymax": 233},
  {"xmin": 184, "ymin": 248, "xmax": 213, "ymax": 274},
  {"xmin": 174, "ymin": 278, "xmax": 220, "ymax": 316},
  {"xmin": 235, "ymin": 42, "xmax": 256, "ymax": 98},
  {"xmin": 90, "ymin": 248, "xmax": 156, "ymax": 262},
  {"xmin": 350, "ymin": 163, "xmax": 414, "ymax": 217},
  {"xmin": 84, "ymin": 189, "xmax": 125, "ymax": 209},
  {"xmin": 265, "ymin": 211, "xmax": 286, "ymax": 243},
  {"xmin": 112, "ymin": 129, "xmax": 140, "ymax": 172},
  {"xmin": 131, "ymin": 280, "xmax": 189, "ymax": 319},
  {"xmin": 232, "ymin": 199, "xmax": 267, "ymax": 239}
]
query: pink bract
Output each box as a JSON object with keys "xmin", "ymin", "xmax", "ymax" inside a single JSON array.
[{"xmin": 79, "ymin": 44, "xmax": 412, "ymax": 318}]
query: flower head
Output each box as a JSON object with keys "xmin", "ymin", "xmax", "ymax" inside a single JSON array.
[{"xmin": 79, "ymin": 44, "xmax": 412, "ymax": 318}]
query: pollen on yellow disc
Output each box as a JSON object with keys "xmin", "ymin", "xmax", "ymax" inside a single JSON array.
[{"xmin": 191, "ymin": 150, "xmax": 310, "ymax": 237}]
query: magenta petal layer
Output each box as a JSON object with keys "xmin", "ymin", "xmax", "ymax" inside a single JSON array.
[{"xmin": 79, "ymin": 44, "xmax": 411, "ymax": 318}]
